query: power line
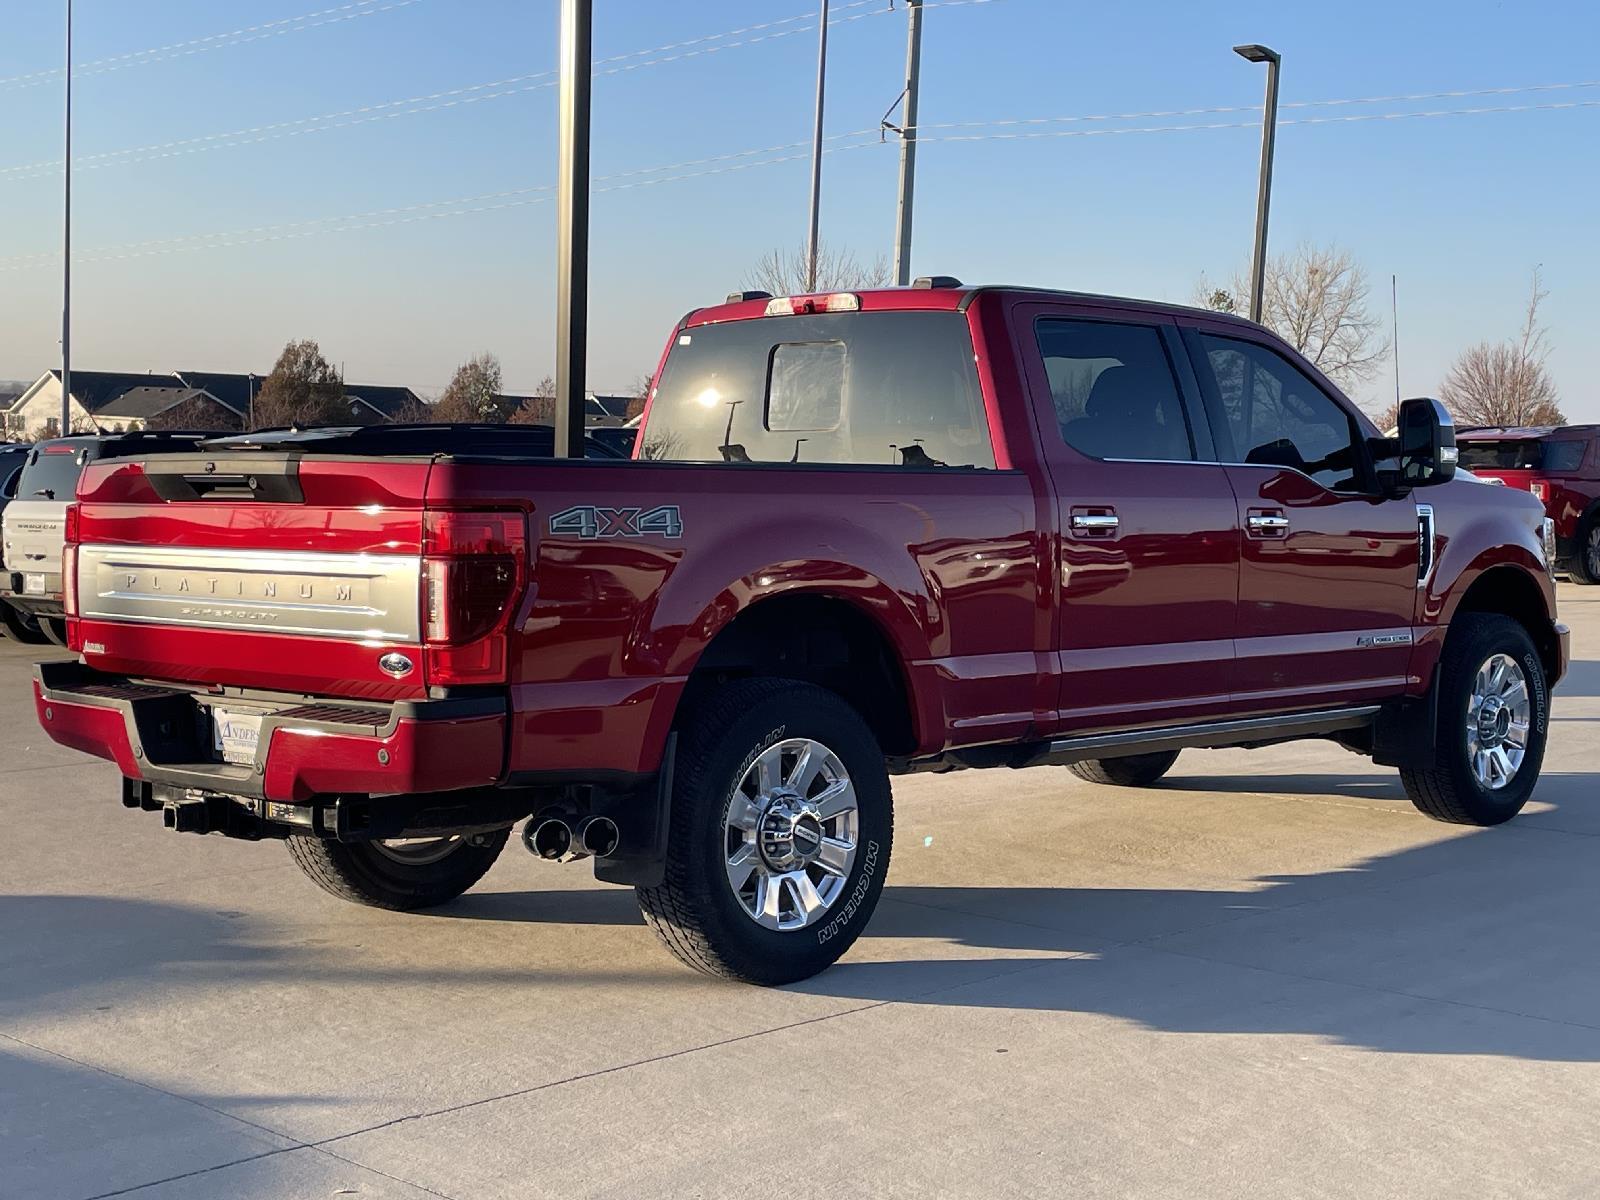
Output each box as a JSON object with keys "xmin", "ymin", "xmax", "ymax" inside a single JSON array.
[
  {"xmin": 0, "ymin": 0, "xmax": 423, "ymax": 91},
  {"xmin": 0, "ymin": 135, "xmax": 890, "ymax": 272},
  {"xmin": 0, "ymin": 1, "xmax": 898, "ymax": 181},
  {"xmin": 909, "ymin": 97, "xmax": 1600, "ymax": 144},
  {"xmin": 5, "ymin": 94, "xmax": 1592, "ymax": 272},
  {"xmin": 902, "ymin": 78, "xmax": 1600, "ymax": 136}
]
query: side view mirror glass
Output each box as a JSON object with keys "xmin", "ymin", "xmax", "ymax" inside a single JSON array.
[{"xmin": 1374, "ymin": 397, "xmax": 1457, "ymax": 494}]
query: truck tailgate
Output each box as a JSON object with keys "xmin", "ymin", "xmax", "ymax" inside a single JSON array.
[{"xmin": 72, "ymin": 453, "xmax": 431, "ymax": 701}]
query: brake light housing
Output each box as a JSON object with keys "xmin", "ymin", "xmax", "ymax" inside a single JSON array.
[
  {"xmin": 62, "ymin": 503, "xmax": 81, "ymax": 650},
  {"xmin": 420, "ymin": 510, "xmax": 528, "ymax": 686},
  {"xmin": 1529, "ymin": 480, "xmax": 1550, "ymax": 503}
]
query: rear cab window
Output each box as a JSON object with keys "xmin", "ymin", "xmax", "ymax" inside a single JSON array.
[
  {"xmin": 14, "ymin": 446, "xmax": 85, "ymax": 501},
  {"xmin": 642, "ymin": 311, "xmax": 995, "ymax": 468}
]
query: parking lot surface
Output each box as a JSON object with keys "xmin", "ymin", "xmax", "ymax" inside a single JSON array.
[{"xmin": 3, "ymin": 585, "xmax": 1599, "ymax": 1199}]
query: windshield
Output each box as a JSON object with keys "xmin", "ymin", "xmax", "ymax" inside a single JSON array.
[
  {"xmin": 1456, "ymin": 439, "xmax": 1587, "ymax": 472},
  {"xmin": 642, "ymin": 311, "xmax": 995, "ymax": 468},
  {"xmin": 14, "ymin": 446, "xmax": 84, "ymax": 501}
]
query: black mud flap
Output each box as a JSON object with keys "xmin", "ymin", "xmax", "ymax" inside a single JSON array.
[
  {"xmin": 593, "ymin": 732, "xmax": 675, "ymax": 889},
  {"xmin": 1371, "ymin": 668, "xmax": 1440, "ymax": 768}
]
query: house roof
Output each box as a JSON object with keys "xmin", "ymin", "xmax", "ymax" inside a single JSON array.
[
  {"xmin": 7, "ymin": 369, "xmax": 423, "ymax": 425},
  {"xmin": 98, "ymin": 386, "xmax": 213, "ymax": 420},
  {"xmin": 343, "ymin": 384, "xmax": 421, "ymax": 419}
]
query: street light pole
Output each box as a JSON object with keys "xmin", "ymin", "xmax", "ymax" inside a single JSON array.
[
  {"xmin": 554, "ymin": 0, "xmax": 592, "ymax": 460},
  {"xmin": 804, "ymin": 0, "xmax": 829, "ymax": 293},
  {"xmin": 1234, "ymin": 43, "xmax": 1280, "ymax": 325},
  {"xmin": 892, "ymin": 0, "xmax": 924, "ymax": 287},
  {"xmin": 61, "ymin": 0, "xmax": 73, "ymax": 437}
]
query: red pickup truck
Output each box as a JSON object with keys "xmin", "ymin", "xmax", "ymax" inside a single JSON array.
[{"xmin": 34, "ymin": 282, "xmax": 1569, "ymax": 985}]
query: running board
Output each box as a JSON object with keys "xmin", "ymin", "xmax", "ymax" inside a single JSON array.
[
  {"xmin": 1034, "ymin": 706, "xmax": 1381, "ymax": 766},
  {"xmin": 893, "ymin": 706, "xmax": 1381, "ymax": 775}
]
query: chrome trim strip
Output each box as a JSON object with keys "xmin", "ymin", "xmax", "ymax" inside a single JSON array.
[
  {"xmin": 76, "ymin": 543, "xmax": 422, "ymax": 642},
  {"xmin": 1045, "ymin": 705, "xmax": 1380, "ymax": 761}
]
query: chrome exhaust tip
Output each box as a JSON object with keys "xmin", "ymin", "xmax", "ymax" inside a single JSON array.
[
  {"xmin": 522, "ymin": 817, "xmax": 573, "ymax": 861},
  {"xmin": 573, "ymin": 815, "xmax": 620, "ymax": 859}
]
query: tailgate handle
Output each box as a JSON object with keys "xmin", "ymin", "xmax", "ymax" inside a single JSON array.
[{"xmin": 145, "ymin": 456, "xmax": 304, "ymax": 503}]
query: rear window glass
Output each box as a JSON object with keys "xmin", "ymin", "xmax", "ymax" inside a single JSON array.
[
  {"xmin": 1458, "ymin": 440, "xmax": 1585, "ymax": 472},
  {"xmin": 14, "ymin": 447, "xmax": 84, "ymax": 501},
  {"xmin": 767, "ymin": 342, "xmax": 846, "ymax": 432},
  {"xmin": 641, "ymin": 311, "xmax": 994, "ymax": 468}
]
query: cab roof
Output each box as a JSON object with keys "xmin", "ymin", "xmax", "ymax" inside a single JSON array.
[{"xmin": 686, "ymin": 282, "xmax": 1263, "ymax": 330}]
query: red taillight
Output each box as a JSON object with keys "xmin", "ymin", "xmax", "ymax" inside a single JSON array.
[
  {"xmin": 62, "ymin": 504, "xmax": 80, "ymax": 620},
  {"xmin": 1529, "ymin": 481, "xmax": 1549, "ymax": 503},
  {"xmin": 421, "ymin": 510, "xmax": 527, "ymax": 685}
]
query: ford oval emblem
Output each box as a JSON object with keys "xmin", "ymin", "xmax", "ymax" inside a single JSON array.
[{"xmin": 379, "ymin": 652, "xmax": 414, "ymax": 678}]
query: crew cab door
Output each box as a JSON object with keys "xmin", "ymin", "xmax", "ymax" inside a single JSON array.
[
  {"xmin": 1015, "ymin": 302, "xmax": 1239, "ymax": 733},
  {"xmin": 1182, "ymin": 324, "xmax": 1420, "ymax": 711}
]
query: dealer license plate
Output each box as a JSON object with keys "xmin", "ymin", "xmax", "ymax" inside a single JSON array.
[{"xmin": 212, "ymin": 708, "xmax": 263, "ymax": 766}]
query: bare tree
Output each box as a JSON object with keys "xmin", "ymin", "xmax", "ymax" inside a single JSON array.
[
  {"xmin": 430, "ymin": 353, "xmax": 511, "ymax": 423},
  {"xmin": 1439, "ymin": 270, "xmax": 1564, "ymax": 428},
  {"xmin": 624, "ymin": 371, "xmax": 653, "ymax": 422},
  {"xmin": 508, "ymin": 375, "xmax": 557, "ymax": 425},
  {"xmin": 746, "ymin": 242, "xmax": 892, "ymax": 295},
  {"xmin": 251, "ymin": 340, "xmax": 346, "ymax": 429},
  {"xmin": 1196, "ymin": 243, "xmax": 1389, "ymax": 393}
]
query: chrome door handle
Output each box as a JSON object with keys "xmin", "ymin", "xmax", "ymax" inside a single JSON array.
[
  {"xmin": 1247, "ymin": 513, "xmax": 1289, "ymax": 534},
  {"xmin": 1070, "ymin": 513, "xmax": 1119, "ymax": 533}
]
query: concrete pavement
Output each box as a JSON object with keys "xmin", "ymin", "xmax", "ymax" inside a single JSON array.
[{"xmin": 3, "ymin": 585, "xmax": 1598, "ymax": 1199}]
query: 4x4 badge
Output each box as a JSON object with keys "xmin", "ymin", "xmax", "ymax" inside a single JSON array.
[{"xmin": 548, "ymin": 504, "xmax": 683, "ymax": 540}]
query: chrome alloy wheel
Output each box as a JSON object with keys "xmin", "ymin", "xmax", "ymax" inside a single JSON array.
[
  {"xmin": 1587, "ymin": 524, "xmax": 1600, "ymax": 579},
  {"xmin": 1467, "ymin": 653, "xmax": 1532, "ymax": 791},
  {"xmin": 723, "ymin": 738, "xmax": 859, "ymax": 931},
  {"xmin": 370, "ymin": 835, "xmax": 464, "ymax": 866}
]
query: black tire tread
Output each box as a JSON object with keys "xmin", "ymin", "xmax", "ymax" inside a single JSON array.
[
  {"xmin": 637, "ymin": 678, "xmax": 892, "ymax": 985},
  {"xmin": 286, "ymin": 828, "xmax": 508, "ymax": 911},
  {"xmin": 1068, "ymin": 749, "xmax": 1181, "ymax": 787},
  {"xmin": 637, "ymin": 678, "xmax": 795, "ymax": 981},
  {"xmin": 1399, "ymin": 612, "xmax": 1546, "ymax": 826},
  {"xmin": 1568, "ymin": 516, "xmax": 1600, "ymax": 585}
]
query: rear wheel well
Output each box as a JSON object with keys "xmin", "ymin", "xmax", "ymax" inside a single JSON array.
[
  {"xmin": 1453, "ymin": 566, "xmax": 1559, "ymax": 680},
  {"xmin": 681, "ymin": 595, "xmax": 916, "ymax": 756}
]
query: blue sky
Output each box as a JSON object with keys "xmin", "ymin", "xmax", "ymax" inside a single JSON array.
[{"xmin": 1, "ymin": 0, "xmax": 1596, "ymax": 418}]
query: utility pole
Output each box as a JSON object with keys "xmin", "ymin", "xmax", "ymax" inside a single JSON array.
[
  {"xmin": 892, "ymin": 0, "xmax": 924, "ymax": 287},
  {"xmin": 61, "ymin": 0, "xmax": 73, "ymax": 437},
  {"xmin": 554, "ymin": 0, "xmax": 592, "ymax": 459},
  {"xmin": 1233, "ymin": 43, "xmax": 1280, "ymax": 325},
  {"xmin": 804, "ymin": 0, "xmax": 829, "ymax": 293},
  {"xmin": 1391, "ymin": 274, "xmax": 1401, "ymax": 414}
]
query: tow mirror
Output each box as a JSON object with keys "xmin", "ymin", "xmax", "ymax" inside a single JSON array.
[{"xmin": 1376, "ymin": 397, "xmax": 1456, "ymax": 495}]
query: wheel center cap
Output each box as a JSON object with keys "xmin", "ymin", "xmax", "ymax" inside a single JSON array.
[
  {"xmin": 1478, "ymin": 696, "xmax": 1509, "ymax": 746},
  {"xmin": 757, "ymin": 794, "xmax": 824, "ymax": 872}
]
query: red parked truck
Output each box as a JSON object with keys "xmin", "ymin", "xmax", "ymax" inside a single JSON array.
[
  {"xmin": 1456, "ymin": 425, "xmax": 1600, "ymax": 584},
  {"xmin": 34, "ymin": 283, "xmax": 1569, "ymax": 984}
]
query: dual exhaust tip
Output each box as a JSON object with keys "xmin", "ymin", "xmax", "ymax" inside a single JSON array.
[{"xmin": 522, "ymin": 815, "xmax": 619, "ymax": 863}]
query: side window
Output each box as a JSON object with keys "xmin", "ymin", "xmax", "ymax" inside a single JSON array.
[
  {"xmin": 1198, "ymin": 334, "xmax": 1364, "ymax": 492},
  {"xmin": 1544, "ymin": 441, "xmax": 1586, "ymax": 473},
  {"xmin": 1034, "ymin": 319, "xmax": 1195, "ymax": 462}
]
